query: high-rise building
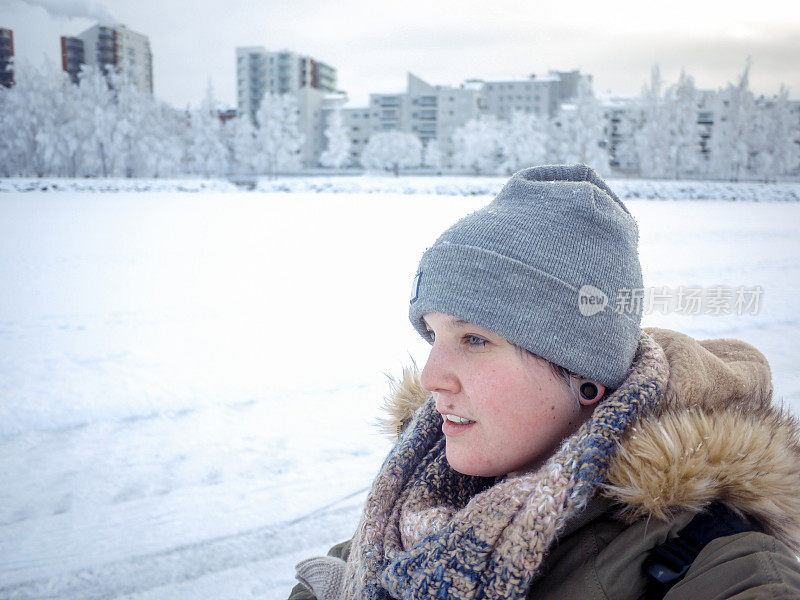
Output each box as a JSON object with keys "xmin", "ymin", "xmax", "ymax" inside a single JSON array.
[
  {"xmin": 0, "ymin": 28, "xmax": 14, "ymax": 88},
  {"xmin": 63, "ymin": 24, "xmax": 153, "ymax": 94},
  {"xmin": 60, "ymin": 36, "xmax": 84, "ymax": 84},
  {"xmin": 236, "ymin": 47, "xmax": 338, "ymax": 167},
  {"xmin": 235, "ymin": 47, "xmax": 337, "ymax": 121}
]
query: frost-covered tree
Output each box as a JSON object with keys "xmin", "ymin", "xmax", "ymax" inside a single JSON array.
[
  {"xmin": 632, "ymin": 66, "xmax": 671, "ymax": 178},
  {"xmin": 146, "ymin": 101, "xmax": 185, "ymax": 177},
  {"xmin": 107, "ymin": 69, "xmax": 161, "ymax": 177},
  {"xmin": 83, "ymin": 65, "xmax": 128, "ymax": 176},
  {"xmin": 41, "ymin": 67, "xmax": 89, "ymax": 177},
  {"xmin": 760, "ymin": 86, "xmax": 800, "ymax": 179},
  {"xmin": 497, "ymin": 111, "xmax": 547, "ymax": 174},
  {"xmin": 186, "ymin": 82, "xmax": 229, "ymax": 177},
  {"xmin": 548, "ymin": 79, "xmax": 608, "ymax": 175},
  {"xmin": 227, "ymin": 115, "xmax": 258, "ymax": 175},
  {"xmin": 361, "ymin": 131, "xmax": 422, "ymax": 175},
  {"xmin": 629, "ymin": 68, "xmax": 700, "ymax": 179},
  {"xmin": 254, "ymin": 92, "xmax": 303, "ymax": 176},
  {"xmin": 319, "ymin": 109, "xmax": 350, "ymax": 168},
  {"xmin": 423, "ymin": 138, "xmax": 443, "ymax": 171},
  {"xmin": 0, "ymin": 59, "xmax": 64, "ymax": 176},
  {"xmin": 452, "ymin": 116, "xmax": 503, "ymax": 174},
  {"xmin": 0, "ymin": 61, "xmax": 188, "ymax": 177},
  {"xmin": 710, "ymin": 60, "xmax": 756, "ymax": 181},
  {"xmin": 664, "ymin": 70, "xmax": 700, "ymax": 179}
]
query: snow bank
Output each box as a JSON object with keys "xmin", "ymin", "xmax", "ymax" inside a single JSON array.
[
  {"xmin": 0, "ymin": 177, "xmax": 240, "ymax": 194},
  {"xmin": 2, "ymin": 175, "xmax": 799, "ymax": 201}
]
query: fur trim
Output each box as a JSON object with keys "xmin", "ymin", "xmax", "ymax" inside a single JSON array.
[
  {"xmin": 605, "ymin": 406, "xmax": 800, "ymax": 552},
  {"xmin": 378, "ymin": 361, "xmax": 430, "ymax": 440}
]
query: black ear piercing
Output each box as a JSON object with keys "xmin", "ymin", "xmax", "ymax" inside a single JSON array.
[{"xmin": 579, "ymin": 381, "xmax": 598, "ymax": 401}]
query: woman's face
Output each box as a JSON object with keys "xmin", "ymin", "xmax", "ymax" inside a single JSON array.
[{"xmin": 420, "ymin": 312, "xmax": 585, "ymax": 477}]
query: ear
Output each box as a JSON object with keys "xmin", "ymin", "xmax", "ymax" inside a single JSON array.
[{"xmin": 578, "ymin": 381, "xmax": 606, "ymax": 406}]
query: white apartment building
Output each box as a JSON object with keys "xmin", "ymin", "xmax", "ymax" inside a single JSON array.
[
  {"xmin": 340, "ymin": 106, "xmax": 373, "ymax": 165},
  {"xmin": 236, "ymin": 47, "xmax": 338, "ymax": 167},
  {"xmin": 302, "ymin": 89, "xmax": 349, "ymax": 168},
  {"xmin": 432, "ymin": 80, "xmax": 486, "ymax": 167},
  {"xmin": 332, "ymin": 70, "xmax": 595, "ymax": 168},
  {"xmin": 337, "ymin": 73, "xmax": 485, "ymax": 168},
  {"xmin": 75, "ymin": 24, "xmax": 153, "ymax": 95},
  {"xmin": 481, "ymin": 75, "xmax": 560, "ymax": 120},
  {"xmin": 338, "ymin": 71, "xmax": 585, "ymax": 168},
  {"xmin": 236, "ymin": 47, "xmax": 337, "ymax": 121}
]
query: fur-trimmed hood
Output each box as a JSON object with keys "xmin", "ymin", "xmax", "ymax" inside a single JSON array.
[{"xmin": 380, "ymin": 327, "xmax": 800, "ymax": 552}]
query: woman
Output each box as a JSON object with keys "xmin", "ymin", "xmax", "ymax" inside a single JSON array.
[{"xmin": 290, "ymin": 164, "xmax": 800, "ymax": 600}]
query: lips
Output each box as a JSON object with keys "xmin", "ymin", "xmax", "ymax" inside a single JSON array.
[
  {"xmin": 440, "ymin": 412, "xmax": 477, "ymax": 437},
  {"xmin": 443, "ymin": 413, "xmax": 476, "ymax": 425}
]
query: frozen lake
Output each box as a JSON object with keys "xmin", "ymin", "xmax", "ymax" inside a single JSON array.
[{"xmin": 1, "ymin": 186, "xmax": 799, "ymax": 599}]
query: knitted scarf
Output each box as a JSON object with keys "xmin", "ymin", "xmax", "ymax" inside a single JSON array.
[{"xmin": 342, "ymin": 331, "xmax": 669, "ymax": 600}]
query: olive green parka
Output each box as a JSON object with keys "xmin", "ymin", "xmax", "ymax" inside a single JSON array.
[{"xmin": 290, "ymin": 328, "xmax": 800, "ymax": 599}]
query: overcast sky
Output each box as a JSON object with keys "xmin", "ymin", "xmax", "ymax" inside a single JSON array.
[{"xmin": 3, "ymin": 0, "xmax": 800, "ymax": 109}]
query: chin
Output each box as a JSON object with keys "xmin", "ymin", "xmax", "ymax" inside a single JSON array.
[{"xmin": 445, "ymin": 449, "xmax": 501, "ymax": 477}]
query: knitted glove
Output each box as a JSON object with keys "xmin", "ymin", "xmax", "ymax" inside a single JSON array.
[{"xmin": 294, "ymin": 556, "xmax": 346, "ymax": 600}]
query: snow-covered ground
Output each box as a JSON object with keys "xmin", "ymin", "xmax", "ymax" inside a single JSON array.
[
  {"xmin": 2, "ymin": 175, "xmax": 800, "ymax": 202},
  {"xmin": 1, "ymin": 181, "xmax": 799, "ymax": 599}
]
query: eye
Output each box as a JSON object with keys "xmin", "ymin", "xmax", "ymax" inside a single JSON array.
[
  {"xmin": 425, "ymin": 329, "xmax": 435, "ymax": 343},
  {"xmin": 464, "ymin": 334, "xmax": 487, "ymax": 347}
]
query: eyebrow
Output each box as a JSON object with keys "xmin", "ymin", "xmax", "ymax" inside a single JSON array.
[{"xmin": 422, "ymin": 315, "xmax": 471, "ymax": 330}]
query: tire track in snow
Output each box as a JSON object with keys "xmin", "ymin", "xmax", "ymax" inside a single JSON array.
[{"xmin": 0, "ymin": 489, "xmax": 366, "ymax": 600}]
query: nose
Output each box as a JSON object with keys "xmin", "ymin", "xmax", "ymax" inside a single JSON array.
[{"xmin": 420, "ymin": 342, "xmax": 460, "ymax": 395}]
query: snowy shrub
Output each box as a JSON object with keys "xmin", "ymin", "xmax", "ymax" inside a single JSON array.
[{"xmin": 361, "ymin": 131, "xmax": 422, "ymax": 175}]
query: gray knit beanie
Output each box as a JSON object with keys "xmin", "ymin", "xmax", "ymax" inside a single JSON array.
[{"xmin": 408, "ymin": 164, "xmax": 642, "ymax": 389}]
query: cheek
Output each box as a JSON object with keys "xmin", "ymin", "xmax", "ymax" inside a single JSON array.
[
  {"xmin": 482, "ymin": 368, "xmax": 574, "ymax": 429},
  {"xmin": 475, "ymin": 366, "xmax": 548, "ymax": 418}
]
